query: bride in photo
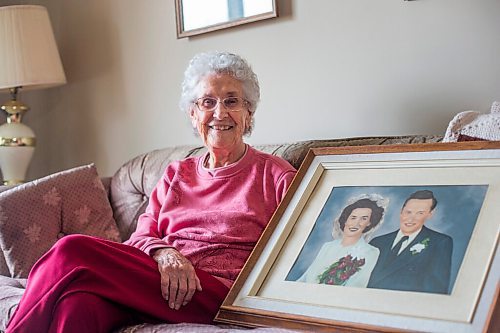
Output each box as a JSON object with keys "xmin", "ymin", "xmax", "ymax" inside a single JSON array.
[{"xmin": 297, "ymin": 194, "xmax": 387, "ymax": 288}]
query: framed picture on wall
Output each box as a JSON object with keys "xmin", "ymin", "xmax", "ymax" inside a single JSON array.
[
  {"xmin": 215, "ymin": 142, "xmax": 500, "ymax": 333},
  {"xmin": 175, "ymin": 0, "xmax": 278, "ymax": 38}
]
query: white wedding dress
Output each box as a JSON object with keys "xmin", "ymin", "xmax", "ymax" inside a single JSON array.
[{"xmin": 297, "ymin": 238, "xmax": 379, "ymax": 288}]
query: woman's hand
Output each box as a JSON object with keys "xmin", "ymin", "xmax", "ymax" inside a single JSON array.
[{"xmin": 152, "ymin": 248, "xmax": 202, "ymax": 310}]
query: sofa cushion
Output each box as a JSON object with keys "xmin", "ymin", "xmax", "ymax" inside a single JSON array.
[
  {"xmin": 266, "ymin": 135, "xmax": 443, "ymax": 170},
  {"xmin": 0, "ymin": 164, "xmax": 121, "ymax": 278},
  {"xmin": 116, "ymin": 322, "xmax": 298, "ymax": 332},
  {"xmin": 0, "ymin": 276, "xmax": 25, "ymax": 332}
]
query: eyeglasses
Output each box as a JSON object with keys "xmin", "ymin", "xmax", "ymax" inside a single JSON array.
[{"xmin": 194, "ymin": 97, "xmax": 248, "ymax": 112}]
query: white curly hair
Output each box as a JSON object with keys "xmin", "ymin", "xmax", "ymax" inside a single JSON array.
[{"xmin": 179, "ymin": 51, "xmax": 260, "ymax": 135}]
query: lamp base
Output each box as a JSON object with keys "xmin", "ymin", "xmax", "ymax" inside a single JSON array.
[
  {"xmin": 0, "ymin": 88, "xmax": 37, "ymax": 185},
  {"xmin": 0, "ymin": 122, "xmax": 36, "ymax": 185}
]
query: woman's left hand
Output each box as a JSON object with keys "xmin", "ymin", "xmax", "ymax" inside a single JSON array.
[{"xmin": 152, "ymin": 247, "xmax": 202, "ymax": 310}]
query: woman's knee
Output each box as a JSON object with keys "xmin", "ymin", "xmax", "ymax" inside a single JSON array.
[{"xmin": 50, "ymin": 234, "xmax": 102, "ymax": 262}]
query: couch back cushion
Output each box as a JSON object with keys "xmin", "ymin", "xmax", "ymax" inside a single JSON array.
[{"xmin": 110, "ymin": 135, "xmax": 442, "ymax": 241}]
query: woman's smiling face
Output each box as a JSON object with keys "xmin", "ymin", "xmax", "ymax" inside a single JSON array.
[
  {"xmin": 342, "ymin": 208, "xmax": 372, "ymax": 240},
  {"xmin": 190, "ymin": 73, "xmax": 251, "ymax": 152}
]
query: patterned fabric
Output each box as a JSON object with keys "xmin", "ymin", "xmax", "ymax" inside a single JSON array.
[
  {"xmin": 0, "ymin": 164, "xmax": 121, "ymax": 278},
  {"xmin": 0, "ymin": 187, "xmax": 18, "ymax": 277}
]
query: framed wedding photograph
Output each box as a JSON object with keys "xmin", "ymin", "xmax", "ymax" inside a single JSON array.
[{"xmin": 215, "ymin": 141, "xmax": 500, "ymax": 333}]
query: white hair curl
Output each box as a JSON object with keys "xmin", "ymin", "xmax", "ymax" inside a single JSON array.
[{"xmin": 179, "ymin": 51, "xmax": 260, "ymax": 136}]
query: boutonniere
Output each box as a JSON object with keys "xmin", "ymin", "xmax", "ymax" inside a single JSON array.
[{"xmin": 410, "ymin": 237, "xmax": 430, "ymax": 255}]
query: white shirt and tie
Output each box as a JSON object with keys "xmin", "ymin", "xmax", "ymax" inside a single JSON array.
[{"xmin": 391, "ymin": 229, "xmax": 421, "ymax": 255}]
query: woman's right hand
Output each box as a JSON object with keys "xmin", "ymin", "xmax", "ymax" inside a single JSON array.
[{"xmin": 152, "ymin": 248, "xmax": 202, "ymax": 310}]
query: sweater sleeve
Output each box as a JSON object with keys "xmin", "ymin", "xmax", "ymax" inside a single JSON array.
[
  {"xmin": 123, "ymin": 172, "xmax": 171, "ymax": 255},
  {"xmin": 275, "ymin": 170, "xmax": 296, "ymax": 204}
]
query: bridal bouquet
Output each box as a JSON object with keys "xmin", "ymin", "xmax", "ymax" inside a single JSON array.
[{"xmin": 317, "ymin": 254, "xmax": 365, "ymax": 285}]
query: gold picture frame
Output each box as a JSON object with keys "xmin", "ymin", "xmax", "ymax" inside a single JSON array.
[{"xmin": 216, "ymin": 142, "xmax": 500, "ymax": 332}]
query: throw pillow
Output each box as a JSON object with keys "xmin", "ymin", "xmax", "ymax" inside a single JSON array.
[{"xmin": 0, "ymin": 164, "xmax": 121, "ymax": 278}]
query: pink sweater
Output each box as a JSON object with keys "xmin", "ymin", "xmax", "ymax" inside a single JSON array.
[{"xmin": 125, "ymin": 146, "xmax": 296, "ymax": 287}]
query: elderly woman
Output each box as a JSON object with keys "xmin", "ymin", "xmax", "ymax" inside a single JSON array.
[
  {"xmin": 6, "ymin": 52, "xmax": 296, "ymax": 333},
  {"xmin": 297, "ymin": 195, "xmax": 386, "ymax": 288}
]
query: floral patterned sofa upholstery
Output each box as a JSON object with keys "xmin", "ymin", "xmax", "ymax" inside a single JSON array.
[{"xmin": 0, "ymin": 135, "xmax": 442, "ymax": 333}]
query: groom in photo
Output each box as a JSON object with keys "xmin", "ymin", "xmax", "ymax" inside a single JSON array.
[{"xmin": 367, "ymin": 190, "xmax": 453, "ymax": 294}]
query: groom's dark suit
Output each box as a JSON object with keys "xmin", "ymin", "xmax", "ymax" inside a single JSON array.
[{"xmin": 367, "ymin": 225, "xmax": 453, "ymax": 294}]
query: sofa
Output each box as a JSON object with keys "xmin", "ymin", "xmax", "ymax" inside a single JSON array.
[{"xmin": 0, "ymin": 134, "xmax": 442, "ymax": 333}]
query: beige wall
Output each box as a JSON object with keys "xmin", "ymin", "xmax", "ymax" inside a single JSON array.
[{"xmin": 1, "ymin": 0, "xmax": 499, "ymax": 179}]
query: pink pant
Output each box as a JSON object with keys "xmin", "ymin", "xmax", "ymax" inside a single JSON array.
[{"xmin": 6, "ymin": 235, "xmax": 229, "ymax": 333}]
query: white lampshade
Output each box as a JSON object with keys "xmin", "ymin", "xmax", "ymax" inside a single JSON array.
[
  {"xmin": 0, "ymin": 5, "xmax": 66, "ymax": 185},
  {"xmin": 0, "ymin": 5, "xmax": 66, "ymax": 91}
]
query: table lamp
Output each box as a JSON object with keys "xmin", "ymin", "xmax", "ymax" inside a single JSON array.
[{"xmin": 0, "ymin": 5, "xmax": 66, "ymax": 185}]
